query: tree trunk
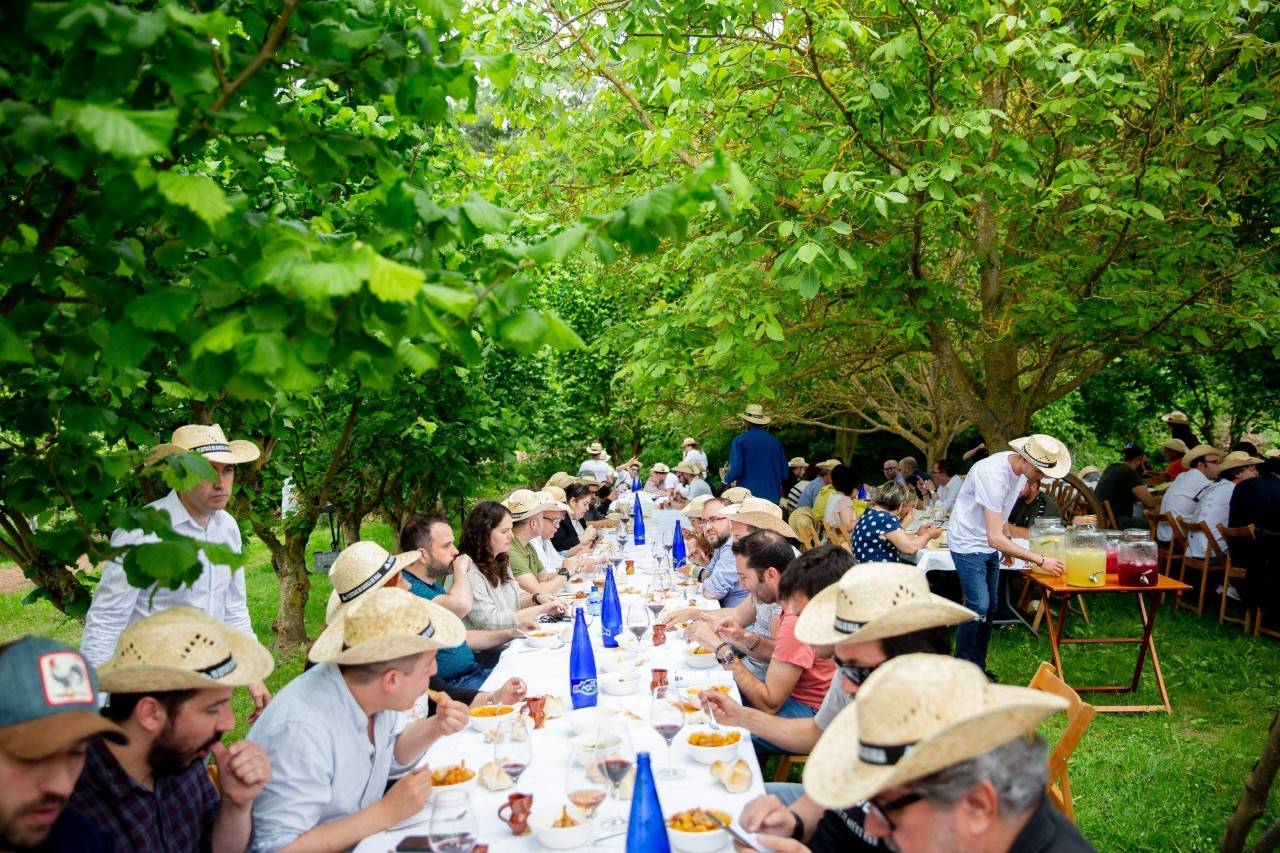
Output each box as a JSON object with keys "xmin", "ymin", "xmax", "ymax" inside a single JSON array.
[
  {"xmin": 338, "ymin": 510, "xmax": 362, "ymax": 550},
  {"xmin": 270, "ymin": 532, "xmax": 313, "ymax": 651},
  {"xmin": 25, "ymin": 557, "xmax": 92, "ymax": 617},
  {"xmin": 1222, "ymin": 710, "xmax": 1280, "ymax": 852},
  {"xmin": 1251, "ymin": 818, "xmax": 1280, "ymax": 853}
]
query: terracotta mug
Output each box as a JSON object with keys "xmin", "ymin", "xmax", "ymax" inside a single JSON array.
[
  {"xmin": 497, "ymin": 792, "xmax": 533, "ymax": 836},
  {"xmin": 651, "ymin": 623, "xmax": 667, "ymax": 646},
  {"xmin": 523, "ymin": 695, "xmax": 547, "ymax": 729},
  {"xmin": 650, "ymin": 668, "xmax": 669, "ymax": 693}
]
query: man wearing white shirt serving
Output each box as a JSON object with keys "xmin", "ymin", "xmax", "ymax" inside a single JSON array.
[
  {"xmin": 80, "ymin": 424, "xmax": 271, "ymax": 712},
  {"xmin": 948, "ymin": 435, "xmax": 1070, "ymax": 671}
]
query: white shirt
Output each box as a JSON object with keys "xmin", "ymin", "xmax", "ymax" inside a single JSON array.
[
  {"xmin": 948, "ymin": 452, "xmax": 1026, "ymax": 554},
  {"xmin": 249, "ymin": 663, "xmax": 417, "ymax": 851},
  {"xmin": 80, "ymin": 490, "xmax": 252, "ymax": 667},
  {"xmin": 578, "ymin": 458, "xmax": 614, "ymax": 483},
  {"xmin": 532, "ymin": 535, "xmax": 564, "ymax": 573},
  {"xmin": 823, "ymin": 493, "xmax": 853, "ymax": 527},
  {"xmin": 686, "ymin": 477, "xmax": 712, "ymax": 499},
  {"xmin": 937, "ymin": 475, "xmax": 964, "ymax": 511},
  {"xmin": 1157, "ymin": 468, "xmax": 1212, "ymax": 541},
  {"xmin": 683, "ymin": 448, "xmax": 709, "ymax": 471},
  {"xmin": 1186, "ymin": 480, "xmax": 1233, "ymax": 558}
]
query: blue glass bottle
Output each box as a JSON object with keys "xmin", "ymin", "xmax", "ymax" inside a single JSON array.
[
  {"xmin": 632, "ymin": 490, "xmax": 646, "ymax": 546},
  {"xmin": 625, "ymin": 753, "xmax": 670, "ymax": 853},
  {"xmin": 671, "ymin": 519, "xmax": 687, "ymax": 569},
  {"xmin": 601, "ymin": 566, "xmax": 623, "ymax": 649},
  {"xmin": 568, "ymin": 606, "xmax": 598, "ymax": 709}
]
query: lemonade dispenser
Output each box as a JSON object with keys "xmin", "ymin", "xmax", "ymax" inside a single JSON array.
[
  {"xmin": 1065, "ymin": 515, "xmax": 1107, "ymax": 587},
  {"xmin": 1029, "ymin": 519, "xmax": 1066, "ymax": 576}
]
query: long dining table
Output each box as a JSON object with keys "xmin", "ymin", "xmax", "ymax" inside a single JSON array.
[{"xmin": 356, "ymin": 510, "xmax": 769, "ymax": 852}]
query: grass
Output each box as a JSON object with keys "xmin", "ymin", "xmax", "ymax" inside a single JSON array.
[{"xmin": 2, "ymin": 524, "xmax": 1277, "ymax": 850}]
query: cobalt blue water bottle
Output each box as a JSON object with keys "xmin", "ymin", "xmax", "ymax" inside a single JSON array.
[
  {"xmin": 632, "ymin": 491, "xmax": 646, "ymax": 546},
  {"xmin": 601, "ymin": 566, "xmax": 623, "ymax": 648},
  {"xmin": 671, "ymin": 519, "xmax": 687, "ymax": 569},
  {"xmin": 625, "ymin": 753, "xmax": 670, "ymax": 853},
  {"xmin": 568, "ymin": 606, "xmax": 598, "ymax": 709}
]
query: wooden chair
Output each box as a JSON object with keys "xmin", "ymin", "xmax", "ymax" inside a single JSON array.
[
  {"xmin": 788, "ymin": 507, "xmax": 821, "ymax": 552},
  {"xmin": 1028, "ymin": 662, "xmax": 1095, "ymax": 823},
  {"xmin": 1176, "ymin": 518, "xmax": 1226, "ymax": 618},
  {"xmin": 1255, "ymin": 610, "xmax": 1280, "ymax": 641},
  {"xmin": 1045, "ymin": 473, "xmax": 1104, "ymax": 524},
  {"xmin": 1101, "ymin": 500, "xmax": 1119, "ymax": 531},
  {"xmin": 1155, "ymin": 513, "xmax": 1185, "ymax": 576},
  {"xmin": 1216, "ymin": 524, "xmax": 1255, "ymax": 631},
  {"xmin": 773, "ymin": 754, "xmax": 807, "ymax": 783},
  {"xmin": 823, "ymin": 521, "xmax": 852, "ymax": 552}
]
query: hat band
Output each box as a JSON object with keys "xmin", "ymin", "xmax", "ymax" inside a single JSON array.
[
  {"xmin": 197, "ymin": 655, "xmax": 238, "ymax": 679},
  {"xmin": 1020, "ymin": 446, "xmax": 1055, "ymax": 469},
  {"xmin": 859, "ymin": 739, "xmax": 916, "ymax": 766},
  {"xmin": 833, "ymin": 615, "xmax": 866, "ymax": 634},
  {"xmin": 340, "ymin": 554, "xmax": 398, "ymax": 603},
  {"xmin": 191, "ymin": 443, "xmax": 232, "ymax": 454},
  {"xmin": 420, "ymin": 622, "xmax": 435, "ymax": 639}
]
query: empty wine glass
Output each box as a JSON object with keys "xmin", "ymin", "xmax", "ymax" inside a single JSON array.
[
  {"xmin": 493, "ymin": 719, "xmax": 533, "ymax": 785},
  {"xmin": 649, "ymin": 686, "xmax": 686, "ymax": 780},
  {"xmin": 592, "ymin": 723, "xmax": 635, "ymax": 831},
  {"xmin": 625, "ymin": 603, "xmax": 651, "ymax": 643},
  {"xmin": 428, "ymin": 789, "xmax": 477, "ymax": 853}
]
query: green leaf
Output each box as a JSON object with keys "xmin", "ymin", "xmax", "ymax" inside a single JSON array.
[
  {"xmin": 523, "ymin": 223, "xmax": 588, "ymax": 264},
  {"xmin": 543, "ymin": 311, "xmax": 585, "ymax": 350},
  {"xmin": 0, "ymin": 315, "xmax": 33, "ymax": 363},
  {"xmin": 869, "ymin": 81, "xmax": 890, "ymax": 100},
  {"xmin": 155, "ymin": 172, "xmax": 232, "ymax": 225},
  {"xmin": 461, "ymin": 194, "xmax": 513, "ymax": 233},
  {"xmin": 1138, "ymin": 202, "xmax": 1165, "ymax": 221},
  {"xmin": 125, "ymin": 288, "xmax": 198, "ymax": 332},
  {"xmin": 1189, "ymin": 326, "xmax": 1212, "ymax": 348},
  {"xmin": 291, "ymin": 260, "xmax": 366, "ymax": 299},
  {"xmin": 61, "ymin": 102, "xmax": 177, "ymax": 158},
  {"xmin": 422, "ymin": 283, "xmax": 476, "ymax": 319},
  {"xmin": 192, "ymin": 317, "xmax": 242, "ymax": 356},
  {"xmin": 369, "ymin": 255, "xmax": 425, "ymax": 302},
  {"xmin": 796, "ymin": 242, "xmax": 820, "ymax": 264},
  {"xmin": 414, "ymin": 0, "xmax": 462, "ymax": 21},
  {"xmin": 885, "ymin": 191, "xmax": 909, "ymax": 204},
  {"xmin": 828, "ymin": 220, "xmax": 852, "ymax": 235},
  {"xmin": 495, "ymin": 308, "xmax": 548, "ymax": 353}
]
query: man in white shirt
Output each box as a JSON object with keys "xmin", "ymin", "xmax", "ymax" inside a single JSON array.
[
  {"xmin": 577, "ymin": 441, "xmax": 614, "ymax": 483},
  {"xmin": 80, "ymin": 424, "xmax": 271, "ymax": 712},
  {"xmin": 671, "ymin": 461, "xmax": 712, "ymax": 505},
  {"xmin": 682, "ymin": 437, "xmax": 709, "ymax": 472},
  {"xmin": 1157, "ymin": 445, "xmax": 1223, "ymax": 542},
  {"xmin": 1186, "ymin": 451, "xmax": 1260, "ymax": 558},
  {"xmin": 948, "ymin": 435, "xmax": 1070, "ymax": 670},
  {"xmin": 930, "ymin": 459, "xmax": 964, "ymax": 510}
]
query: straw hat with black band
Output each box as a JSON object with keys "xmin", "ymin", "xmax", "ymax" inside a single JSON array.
[
  {"xmin": 1161, "ymin": 410, "xmax": 1190, "ymax": 426},
  {"xmin": 651, "ymin": 462, "xmax": 671, "ymax": 475},
  {"xmin": 739, "ymin": 404, "xmax": 772, "ymax": 425},
  {"xmin": 325, "ymin": 541, "xmax": 419, "ymax": 623},
  {"xmin": 585, "ymin": 441, "xmax": 609, "ymax": 459},
  {"xmin": 98, "ymin": 607, "xmax": 274, "ymax": 694},
  {"xmin": 147, "ymin": 423, "xmax": 261, "ymax": 466},
  {"xmin": 789, "ymin": 456, "xmax": 808, "ymax": 469},
  {"xmin": 1219, "ymin": 450, "xmax": 1263, "ymax": 475},
  {"xmin": 795, "ymin": 563, "xmax": 976, "ymax": 647},
  {"xmin": 309, "ymin": 587, "xmax": 466, "ymax": 666},
  {"xmin": 803, "ymin": 654, "xmax": 1067, "ymax": 810},
  {"xmin": 1182, "ymin": 444, "xmax": 1222, "ymax": 468},
  {"xmin": 1162, "ymin": 437, "xmax": 1189, "ymax": 454},
  {"xmin": 1008, "ymin": 434, "xmax": 1072, "ymax": 479},
  {"xmin": 815, "ymin": 459, "xmax": 842, "ymax": 472}
]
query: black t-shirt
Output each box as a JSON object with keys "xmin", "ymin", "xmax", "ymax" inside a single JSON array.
[
  {"xmin": 551, "ymin": 519, "xmax": 580, "ymax": 553},
  {"xmin": 1094, "ymin": 463, "xmax": 1144, "ymax": 515},
  {"xmin": 808, "ymin": 804, "xmax": 882, "ymax": 852},
  {"xmin": 35, "ymin": 808, "xmax": 114, "ymax": 852},
  {"xmin": 1009, "ymin": 795, "xmax": 1096, "ymax": 852}
]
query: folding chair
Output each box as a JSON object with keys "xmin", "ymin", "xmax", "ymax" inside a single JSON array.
[
  {"xmin": 788, "ymin": 508, "xmax": 821, "ymax": 552},
  {"xmin": 773, "ymin": 754, "xmax": 807, "ymax": 783},
  {"xmin": 1216, "ymin": 524, "xmax": 1255, "ymax": 631},
  {"xmin": 1102, "ymin": 500, "xmax": 1119, "ymax": 530},
  {"xmin": 823, "ymin": 521, "xmax": 852, "ymax": 552},
  {"xmin": 1177, "ymin": 518, "xmax": 1226, "ymax": 618},
  {"xmin": 1156, "ymin": 513, "xmax": 1185, "ymax": 576},
  {"xmin": 1028, "ymin": 662, "xmax": 1096, "ymax": 823}
]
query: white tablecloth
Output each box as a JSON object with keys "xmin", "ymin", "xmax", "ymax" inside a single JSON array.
[{"xmin": 356, "ymin": 532, "xmax": 762, "ymax": 852}]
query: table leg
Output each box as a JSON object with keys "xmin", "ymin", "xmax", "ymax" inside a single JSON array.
[
  {"xmin": 1043, "ymin": 589, "xmax": 1067, "ymax": 679},
  {"xmin": 1132, "ymin": 593, "xmax": 1172, "ymax": 712}
]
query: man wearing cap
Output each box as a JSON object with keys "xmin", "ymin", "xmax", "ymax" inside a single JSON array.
[
  {"xmin": 690, "ymin": 498, "xmax": 749, "ymax": 607},
  {"xmin": 1157, "ymin": 445, "xmax": 1223, "ymax": 542},
  {"xmin": 577, "ymin": 441, "xmax": 614, "ymax": 483},
  {"xmin": 670, "ymin": 461, "xmax": 713, "ymax": 507},
  {"xmin": 682, "ymin": 437, "xmax": 709, "ymax": 472},
  {"xmin": 81, "ymin": 424, "xmax": 271, "ymax": 712},
  {"xmin": 724, "ymin": 404, "xmax": 789, "ymax": 502},
  {"xmin": 504, "ymin": 489, "xmax": 571, "ymax": 600},
  {"xmin": 250, "ymin": 588, "xmax": 471, "ymax": 852},
  {"xmin": 740, "ymin": 654, "xmax": 1091, "ymax": 853},
  {"xmin": 797, "ymin": 459, "xmax": 841, "ymax": 510},
  {"xmin": 71, "ymin": 607, "xmax": 274, "ymax": 852},
  {"xmin": 1185, "ymin": 451, "xmax": 1261, "ymax": 562},
  {"xmin": 948, "ymin": 435, "xmax": 1070, "ymax": 671},
  {"xmin": 1094, "ymin": 445, "xmax": 1159, "ymax": 528},
  {"xmin": 0, "ymin": 638, "xmax": 125, "ymax": 851}
]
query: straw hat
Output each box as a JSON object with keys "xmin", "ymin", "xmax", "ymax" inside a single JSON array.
[
  {"xmin": 98, "ymin": 607, "xmax": 274, "ymax": 693},
  {"xmin": 816, "ymin": 459, "xmax": 842, "ymax": 471},
  {"xmin": 1161, "ymin": 410, "xmax": 1190, "ymax": 425},
  {"xmin": 720, "ymin": 486, "xmax": 752, "ymax": 505},
  {"xmin": 682, "ymin": 437, "xmax": 699, "ymax": 447},
  {"xmin": 724, "ymin": 497, "xmax": 783, "ymax": 519},
  {"xmin": 803, "ymin": 654, "xmax": 1067, "ymax": 809},
  {"xmin": 503, "ymin": 489, "xmax": 561, "ymax": 521},
  {"xmin": 535, "ymin": 490, "xmax": 571, "ymax": 512},
  {"xmin": 543, "ymin": 485, "xmax": 568, "ymax": 503},
  {"xmin": 1182, "ymin": 445, "xmax": 1222, "ymax": 468},
  {"xmin": 1077, "ymin": 465, "xmax": 1101, "ymax": 478},
  {"xmin": 651, "ymin": 462, "xmax": 671, "ymax": 475},
  {"xmin": 1008, "ymin": 434, "xmax": 1071, "ymax": 479},
  {"xmin": 325, "ymin": 541, "xmax": 420, "ymax": 623},
  {"xmin": 722, "ymin": 497, "xmax": 794, "ymax": 537},
  {"xmin": 739, "ymin": 404, "xmax": 772, "ymax": 425},
  {"xmin": 546, "ymin": 471, "xmax": 589, "ymax": 490},
  {"xmin": 795, "ymin": 563, "xmax": 976, "ymax": 647},
  {"xmin": 309, "ymin": 587, "xmax": 466, "ymax": 666},
  {"xmin": 1219, "ymin": 451, "xmax": 1263, "ymax": 474},
  {"xmin": 148, "ymin": 424, "xmax": 260, "ymax": 466},
  {"xmin": 586, "ymin": 441, "xmax": 608, "ymax": 457},
  {"xmin": 673, "ymin": 461, "xmax": 703, "ymax": 476},
  {"xmin": 1267, "ymin": 448, "xmax": 1280, "ymax": 460},
  {"xmin": 682, "ymin": 494, "xmax": 713, "ymax": 519},
  {"xmin": 788, "ymin": 457, "xmax": 808, "ymax": 468},
  {"xmin": 1162, "ymin": 437, "xmax": 1189, "ymax": 453}
]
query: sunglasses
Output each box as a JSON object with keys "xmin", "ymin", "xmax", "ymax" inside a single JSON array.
[
  {"xmin": 837, "ymin": 658, "xmax": 880, "ymax": 687},
  {"xmin": 865, "ymin": 791, "xmax": 924, "ymax": 832}
]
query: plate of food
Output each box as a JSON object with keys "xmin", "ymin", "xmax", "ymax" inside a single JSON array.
[
  {"xmin": 666, "ymin": 807, "xmax": 733, "ymax": 852},
  {"xmin": 428, "ymin": 761, "xmax": 476, "ymax": 795},
  {"xmin": 685, "ymin": 728, "xmax": 744, "ymax": 763},
  {"xmin": 469, "ymin": 704, "xmax": 516, "ymax": 733},
  {"xmin": 525, "ymin": 629, "xmax": 563, "ymax": 649}
]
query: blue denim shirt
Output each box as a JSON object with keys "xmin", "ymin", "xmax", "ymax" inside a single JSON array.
[{"xmin": 723, "ymin": 426, "xmax": 788, "ymax": 502}]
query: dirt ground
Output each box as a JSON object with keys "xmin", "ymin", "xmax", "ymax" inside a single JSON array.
[{"xmin": 0, "ymin": 568, "xmax": 33, "ymax": 594}]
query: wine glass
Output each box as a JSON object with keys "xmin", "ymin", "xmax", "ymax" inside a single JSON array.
[
  {"xmin": 649, "ymin": 686, "xmax": 686, "ymax": 780},
  {"xmin": 428, "ymin": 789, "xmax": 477, "ymax": 853},
  {"xmin": 645, "ymin": 579, "xmax": 668, "ymax": 621},
  {"xmin": 592, "ymin": 723, "xmax": 635, "ymax": 831},
  {"xmin": 565, "ymin": 753, "xmax": 609, "ymax": 826},
  {"xmin": 493, "ymin": 719, "xmax": 533, "ymax": 785},
  {"xmin": 625, "ymin": 603, "xmax": 651, "ymax": 643},
  {"xmin": 662, "ymin": 528, "xmax": 675, "ymax": 563}
]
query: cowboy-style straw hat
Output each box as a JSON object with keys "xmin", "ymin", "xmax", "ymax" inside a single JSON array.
[
  {"xmin": 1219, "ymin": 450, "xmax": 1263, "ymax": 474},
  {"xmin": 543, "ymin": 485, "xmax": 568, "ymax": 503},
  {"xmin": 326, "ymin": 541, "xmax": 419, "ymax": 623},
  {"xmin": 1162, "ymin": 437, "xmax": 1189, "ymax": 453},
  {"xmin": 673, "ymin": 461, "xmax": 703, "ymax": 476},
  {"xmin": 651, "ymin": 462, "xmax": 671, "ymax": 475},
  {"xmin": 310, "ymin": 587, "xmax": 466, "ymax": 666},
  {"xmin": 1182, "ymin": 445, "xmax": 1222, "ymax": 468},
  {"xmin": 546, "ymin": 471, "xmax": 590, "ymax": 490},
  {"xmin": 803, "ymin": 654, "xmax": 1067, "ymax": 810},
  {"xmin": 788, "ymin": 457, "xmax": 808, "ymax": 468},
  {"xmin": 535, "ymin": 489, "xmax": 571, "ymax": 512},
  {"xmin": 724, "ymin": 496, "xmax": 783, "ymax": 519},
  {"xmin": 1008, "ymin": 434, "xmax": 1072, "ymax": 479},
  {"xmin": 1077, "ymin": 465, "xmax": 1101, "ymax": 478},
  {"xmin": 723, "ymin": 497, "xmax": 795, "ymax": 537},
  {"xmin": 99, "ymin": 607, "xmax": 274, "ymax": 693},
  {"xmin": 720, "ymin": 486, "xmax": 752, "ymax": 505},
  {"xmin": 739, "ymin": 403, "xmax": 772, "ymax": 425},
  {"xmin": 586, "ymin": 441, "xmax": 608, "ymax": 457},
  {"xmin": 1161, "ymin": 410, "xmax": 1191, "ymax": 425},
  {"xmin": 682, "ymin": 437, "xmax": 699, "ymax": 447},
  {"xmin": 682, "ymin": 494, "xmax": 713, "ymax": 519},
  {"xmin": 148, "ymin": 424, "xmax": 260, "ymax": 466},
  {"xmin": 816, "ymin": 458, "xmax": 842, "ymax": 471},
  {"xmin": 795, "ymin": 563, "xmax": 976, "ymax": 647},
  {"xmin": 503, "ymin": 489, "xmax": 561, "ymax": 522}
]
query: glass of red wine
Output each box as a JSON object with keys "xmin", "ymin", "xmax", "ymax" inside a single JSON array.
[
  {"xmin": 625, "ymin": 603, "xmax": 651, "ymax": 644},
  {"xmin": 428, "ymin": 789, "xmax": 477, "ymax": 853},
  {"xmin": 492, "ymin": 719, "xmax": 532, "ymax": 785},
  {"xmin": 592, "ymin": 723, "xmax": 635, "ymax": 831},
  {"xmin": 649, "ymin": 686, "xmax": 686, "ymax": 780}
]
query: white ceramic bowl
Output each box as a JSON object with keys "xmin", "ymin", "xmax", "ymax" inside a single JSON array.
[
  {"xmin": 530, "ymin": 806, "xmax": 592, "ymax": 849},
  {"xmin": 468, "ymin": 704, "xmax": 517, "ymax": 734},
  {"xmin": 524, "ymin": 630, "xmax": 563, "ymax": 649},
  {"xmin": 427, "ymin": 767, "xmax": 477, "ymax": 798},
  {"xmin": 666, "ymin": 812, "xmax": 731, "ymax": 852},
  {"xmin": 570, "ymin": 733, "xmax": 623, "ymax": 766},
  {"xmin": 566, "ymin": 707, "xmax": 614, "ymax": 737},
  {"xmin": 683, "ymin": 647, "xmax": 719, "ymax": 669},
  {"xmin": 601, "ymin": 651, "xmax": 645, "ymax": 673},
  {"xmin": 600, "ymin": 671, "xmax": 640, "ymax": 696},
  {"xmin": 684, "ymin": 727, "xmax": 746, "ymax": 764}
]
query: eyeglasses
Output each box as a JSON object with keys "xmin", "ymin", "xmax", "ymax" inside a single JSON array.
[
  {"xmin": 883, "ymin": 467, "xmax": 897, "ymax": 473},
  {"xmin": 704, "ymin": 515, "xmax": 729, "ymax": 523},
  {"xmin": 865, "ymin": 791, "xmax": 924, "ymax": 833},
  {"xmin": 836, "ymin": 658, "xmax": 881, "ymax": 687}
]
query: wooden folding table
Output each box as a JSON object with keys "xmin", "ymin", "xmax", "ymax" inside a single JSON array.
[{"xmin": 1023, "ymin": 571, "xmax": 1191, "ymax": 713}]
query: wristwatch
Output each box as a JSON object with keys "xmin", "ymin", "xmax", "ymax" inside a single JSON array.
[{"xmin": 715, "ymin": 642, "xmax": 738, "ymax": 666}]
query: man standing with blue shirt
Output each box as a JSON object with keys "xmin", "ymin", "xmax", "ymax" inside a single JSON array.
[{"xmin": 723, "ymin": 404, "xmax": 789, "ymax": 502}]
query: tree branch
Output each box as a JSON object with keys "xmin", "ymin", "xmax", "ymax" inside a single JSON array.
[{"xmin": 210, "ymin": 0, "xmax": 302, "ymax": 114}]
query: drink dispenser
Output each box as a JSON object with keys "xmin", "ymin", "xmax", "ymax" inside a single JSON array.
[
  {"xmin": 1118, "ymin": 529, "xmax": 1159, "ymax": 586},
  {"xmin": 1065, "ymin": 515, "xmax": 1107, "ymax": 588}
]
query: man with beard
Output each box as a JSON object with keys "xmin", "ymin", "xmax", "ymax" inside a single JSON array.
[
  {"xmin": 691, "ymin": 498, "xmax": 748, "ymax": 606},
  {"xmin": 70, "ymin": 608, "xmax": 274, "ymax": 852},
  {"xmin": 0, "ymin": 637, "xmax": 126, "ymax": 852}
]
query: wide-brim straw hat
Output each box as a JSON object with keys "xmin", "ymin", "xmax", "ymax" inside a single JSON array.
[
  {"xmin": 803, "ymin": 654, "xmax": 1067, "ymax": 810},
  {"xmin": 720, "ymin": 486, "xmax": 752, "ymax": 505},
  {"xmin": 1182, "ymin": 445, "xmax": 1222, "ymax": 468},
  {"xmin": 148, "ymin": 423, "xmax": 260, "ymax": 466},
  {"xmin": 723, "ymin": 496, "xmax": 783, "ymax": 520},
  {"xmin": 732, "ymin": 511, "xmax": 797, "ymax": 538},
  {"xmin": 788, "ymin": 457, "xmax": 808, "ymax": 468},
  {"xmin": 99, "ymin": 607, "xmax": 274, "ymax": 693},
  {"xmin": 546, "ymin": 471, "xmax": 590, "ymax": 489},
  {"xmin": 503, "ymin": 489, "xmax": 563, "ymax": 521},
  {"xmin": 1009, "ymin": 434, "xmax": 1071, "ymax": 479},
  {"xmin": 543, "ymin": 485, "xmax": 568, "ymax": 503},
  {"xmin": 816, "ymin": 459, "xmax": 842, "ymax": 471},
  {"xmin": 682, "ymin": 495, "xmax": 713, "ymax": 519},
  {"xmin": 1161, "ymin": 410, "xmax": 1190, "ymax": 425},
  {"xmin": 1162, "ymin": 438, "xmax": 1189, "ymax": 453},
  {"xmin": 1219, "ymin": 451, "xmax": 1263, "ymax": 474},
  {"xmin": 651, "ymin": 463, "xmax": 671, "ymax": 475},
  {"xmin": 1267, "ymin": 448, "xmax": 1280, "ymax": 460},
  {"xmin": 795, "ymin": 563, "xmax": 976, "ymax": 647},
  {"xmin": 673, "ymin": 461, "xmax": 702, "ymax": 476},
  {"xmin": 1077, "ymin": 465, "xmax": 1101, "ymax": 478},
  {"xmin": 310, "ymin": 587, "xmax": 466, "ymax": 666},
  {"xmin": 586, "ymin": 441, "xmax": 607, "ymax": 456},
  {"xmin": 682, "ymin": 437, "xmax": 698, "ymax": 447},
  {"xmin": 739, "ymin": 404, "xmax": 772, "ymax": 425},
  {"xmin": 326, "ymin": 541, "xmax": 420, "ymax": 623}
]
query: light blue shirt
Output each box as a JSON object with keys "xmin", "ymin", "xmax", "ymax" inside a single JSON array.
[
  {"xmin": 797, "ymin": 477, "xmax": 824, "ymax": 509},
  {"xmin": 248, "ymin": 663, "xmax": 417, "ymax": 851},
  {"xmin": 702, "ymin": 535, "xmax": 747, "ymax": 607}
]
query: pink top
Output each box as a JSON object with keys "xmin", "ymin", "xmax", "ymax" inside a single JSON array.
[{"xmin": 772, "ymin": 609, "xmax": 836, "ymax": 711}]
